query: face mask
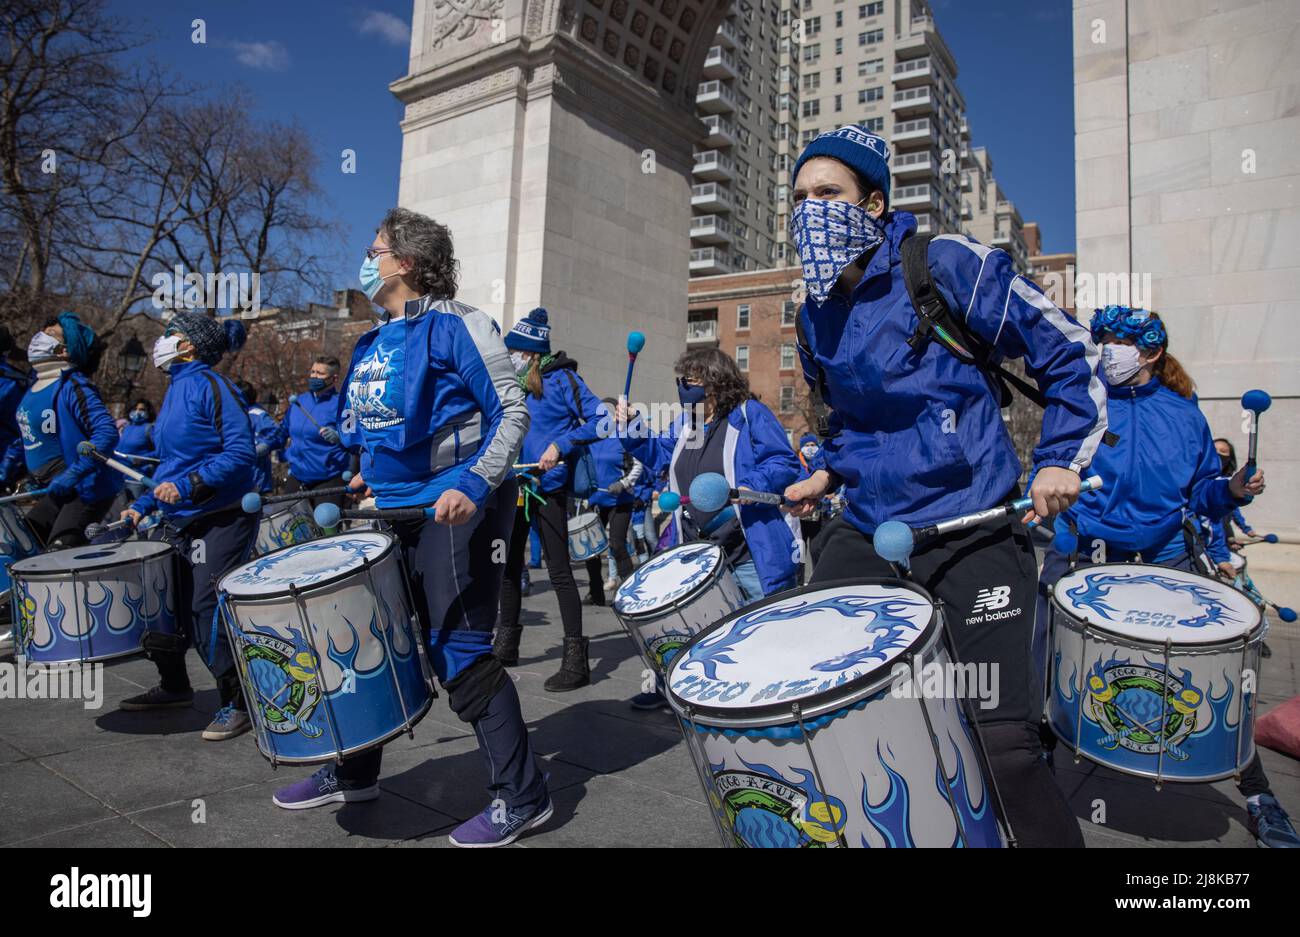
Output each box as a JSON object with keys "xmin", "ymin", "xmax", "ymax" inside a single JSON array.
[
  {"xmin": 152, "ymin": 334, "xmax": 182, "ymax": 371},
  {"xmin": 790, "ymin": 197, "xmax": 887, "ymax": 305},
  {"xmin": 359, "ymin": 254, "xmax": 396, "ymax": 301},
  {"xmin": 677, "ymin": 378, "xmax": 707, "ymax": 408},
  {"xmin": 129, "ymin": 411, "xmax": 148, "ymax": 424},
  {"xmin": 510, "ymin": 352, "xmax": 530, "ymax": 375},
  {"xmin": 801, "ymin": 444, "xmax": 818, "ymax": 458},
  {"xmin": 1102, "ymin": 343, "xmax": 1144, "ymax": 386},
  {"xmin": 308, "ymin": 377, "xmax": 330, "ymax": 393},
  {"xmin": 27, "ymin": 331, "xmax": 62, "ymax": 363}
]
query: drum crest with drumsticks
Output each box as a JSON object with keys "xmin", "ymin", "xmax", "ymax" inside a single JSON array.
[{"xmin": 1074, "ymin": 654, "xmax": 1205, "ymax": 762}]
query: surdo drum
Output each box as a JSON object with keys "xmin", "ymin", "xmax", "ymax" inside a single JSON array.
[
  {"xmin": 255, "ymin": 499, "xmax": 321, "ymax": 556},
  {"xmin": 567, "ymin": 509, "xmax": 607, "ymax": 563}
]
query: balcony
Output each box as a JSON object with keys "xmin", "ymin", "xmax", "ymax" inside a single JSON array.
[
  {"xmin": 691, "ymin": 182, "xmax": 732, "ymax": 212},
  {"xmin": 701, "ymin": 114, "xmax": 736, "ymax": 148},
  {"xmin": 891, "ymin": 86, "xmax": 933, "ymax": 115},
  {"xmin": 691, "ymin": 214, "xmax": 732, "ymax": 245},
  {"xmin": 914, "ymin": 212, "xmax": 933, "ymax": 235},
  {"xmin": 892, "ymin": 149, "xmax": 934, "ymax": 179},
  {"xmin": 717, "ymin": 18, "xmax": 738, "ymax": 50},
  {"xmin": 892, "ymin": 56, "xmax": 932, "ymax": 88},
  {"xmin": 891, "ymin": 117, "xmax": 932, "ymax": 144},
  {"xmin": 687, "ymin": 315, "xmax": 721, "ymax": 341},
  {"xmin": 696, "ymin": 80, "xmax": 737, "ymax": 114},
  {"xmin": 892, "ymin": 183, "xmax": 935, "ymax": 210},
  {"xmin": 693, "ymin": 149, "xmax": 735, "ymax": 182},
  {"xmin": 702, "ymin": 45, "xmax": 738, "ymax": 81}
]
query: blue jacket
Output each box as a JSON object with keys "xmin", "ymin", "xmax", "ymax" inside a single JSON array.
[
  {"xmin": 282, "ymin": 386, "xmax": 349, "ymax": 485},
  {"xmin": 43, "ymin": 370, "xmax": 122, "ymax": 502},
  {"xmin": 340, "ymin": 296, "xmax": 529, "ymax": 509},
  {"xmin": 1058, "ymin": 378, "xmax": 1240, "ymax": 561},
  {"xmin": 247, "ymin": 404, "xmax": 287, "ymax": 494},
  {"xmin": 0, "ymin": 361, "xmax": 26, "ymax": 484},
  {"xmin": 587, "ymin": 428, "xmax": 642, "ymax": 508},
  {"xmin": 622, "ymin": 399, "xmax": 802, "ymax": 595},
  {"xmin": 116, "ymin": 420, "xmax": 156, "ymax": 468},
  {"xmin": 131, "ymin": 361, "xmax": 256, "ymax": 519},
  {"xmin": 518, "ymin": 353, "xmax": 604, "ymax": 494},
  {"xmin": 798, "ymin": 213, "xmax": 1107, "ymax": 533}
]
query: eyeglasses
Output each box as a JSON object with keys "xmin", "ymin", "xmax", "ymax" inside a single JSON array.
[{"xmin": 364, "ymin": 247, "xmax": 395, "ymax": 261}]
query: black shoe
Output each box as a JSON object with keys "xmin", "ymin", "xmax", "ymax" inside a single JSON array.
[
  {"xmin": 544, "ymin": 636, "xmax": 590, "ymax": 692},
  {"xmin": 120, "ymin": 685, "xmax": 194, "ymax": 710},
  {"xmin": 492, "ymin": 626, "xmax": 522, "ymax": 667},
  {"xmin": 583, "ymin": 593, "xmax": 606, "ymax": 607}
]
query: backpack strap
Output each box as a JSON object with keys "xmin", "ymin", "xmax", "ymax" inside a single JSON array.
[{"xmin": 560, "ymin": 369, "xmax": 585, "ymax": 430}]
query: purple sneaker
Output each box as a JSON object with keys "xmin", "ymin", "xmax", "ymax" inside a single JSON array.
[
  {"xmin": 273, "ymin": 766, "xmax": 380, "ymax": 810},
  {"xmin": 449, "ymin": 795, "xmax": 554, "ymax": 848}
]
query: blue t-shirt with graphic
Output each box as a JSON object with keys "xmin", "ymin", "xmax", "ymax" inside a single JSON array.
[
  {"xmin": 346, "ymin": 319, "xmax": 446, "ymax": 506},
  {"xmin": 17, "ymin": 382, "xmax": 62, "ymax": 473}
]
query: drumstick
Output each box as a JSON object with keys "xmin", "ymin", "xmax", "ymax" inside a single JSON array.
[
  {"xmin": 240, "ymin": 487, "xmax": 351, "ymax": 514},
  {"xmin": 657, "ymin": 473, "xmax": 792, "ymax": 514},
  {"xmin": 1240, "ymin": 389, "xmax": 1270, "ymax": 481},
  {"xmin": 113, "ymin": 451, "xmax": 162, "ymax": 463},
  {"xmin": 622, "ymin": 331, "xmax": 646, "ymax": 401},
  {"xmin": 1110, "ymin": 700, "xmax": 1188, "ymax": 761},
  {"xmin": 874, "ymin": 476, "xmax": 1106, "ymax": 567},
  {"xmin": 512, "ymin": 460, "xmax": 564, "ymax": 471},
  {"xmin": 85, "ymin": 511, "xmax": 161, "ymax": 541},
  {"xmin": 0, "ymin": 487, "xmax": 49, "ymax": 506},
  {"xmin": 76, "ymin": 441, "xmax": 158, "ymax": 487},
  {"xmin": 313, "ymin": 502, "xmax": 435, "ymax": 533}
]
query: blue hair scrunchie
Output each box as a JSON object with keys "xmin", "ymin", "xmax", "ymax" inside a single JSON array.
[{"xmin": 1089, "ymin": 305, "xmax": 1167, "ymax": 350}]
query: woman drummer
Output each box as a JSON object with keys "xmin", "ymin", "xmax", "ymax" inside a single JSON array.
[
  {"xmin": 781, "ymin": 125, "xmax": 1106, "ymax": 847},
  {"xmin": 1036, "ymin": 305, "xmax": 1297, "ymax": 848},
  {"xmin": 118, "ymin": 312, "xmax": 259, "ymax": 743},
  {"xmin": 491, "ymin": 308, "xmax": 605, "ymax": 692},
  {"xmin": 271, "ymin": 207, "xmax": 551, "ymax": 849}
]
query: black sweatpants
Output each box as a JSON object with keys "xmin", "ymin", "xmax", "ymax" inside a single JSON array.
[
  {"xmin": 25, "ymin": 492, "xmax": 115, "ymax": 548},
  {"xmin": 283, "ymin": 475, "xmax": 345, "ymax": 511},
  {"xmin": 812, "ymin": 512, "xmax": 1084, "ymax": 848},
  {"xmin": 585, "ymin": 503, "xmax": 633, "ymax": 604},
  {"xmin": 500, "ymin": 490, "xmax": 584, "ymax": 638}
]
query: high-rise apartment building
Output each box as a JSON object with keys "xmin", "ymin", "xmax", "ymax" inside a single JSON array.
[{"xmin": 963, "ymin": 146, "xmax": 1030, "ymax": 272}]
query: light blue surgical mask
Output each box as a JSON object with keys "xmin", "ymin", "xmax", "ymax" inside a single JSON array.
[
  {"xmin": 789, "ymin": 197, "xmax": 887, "ymax": 305},
  {"xmin": 359, "ymin": 254, "xmax": 393, "ymax": 301},
  {"xmin": 129, "ymin": 411, "xmax": 148, "ymax": 424}
]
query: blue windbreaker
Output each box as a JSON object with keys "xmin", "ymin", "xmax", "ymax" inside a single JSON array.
[
  {"xmin": 517, "ymin": 353, "xmax": 604, "ymax": 495},
  {"xmin": 587, "ymin": 429, "xmax": 642, "ymax": 508},
  {"xmin": 131, "ymin": 361, "xmax": 256, "ymax": 519},
  {"xmin": 798, "ymin": 212, "xmax": 1107, "ymax": 533},
  {"xmin": 282, "ymin": 386, "xmax": 349, "ymax": 485},
  {"xmin": 42, "ymin": 370, "xmax": 122, "ymax": 502},
  {"xmin": 246, "ymin": 404, "xmax": 287, "ymax": 494},
  {"xmin": 339, "ymin": 296, "xmax": 529, "ymax": 510},
  {"xmin": 0, "ymin": 362, "xmax": 27, "ymax": 484},
  {"xmin": 116, "ymin": 420, "xmax": 156, "ymax": 469},
  {"xmin": 1058, "ymin": 378, "xmax": 1241, "ymax": 561},
  {"xmin": 622, "ymin": 399, "xmax": 802, "ymax": 595}
]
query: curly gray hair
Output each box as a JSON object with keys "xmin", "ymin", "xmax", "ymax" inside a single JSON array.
[{"xmin": 378, "ymin": 207, "xmax": 459, "ymax": 300}]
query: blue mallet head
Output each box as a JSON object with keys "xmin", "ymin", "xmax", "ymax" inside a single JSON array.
[
  {"xmin": 76, "ymin": 440, "xmax": 95, "ymax": 456},
  {"xmin": 627, "ymin": 331, "xmax": 646, "ymax": 355},
  {"xmin": 1279, "ymin": 607, "xmax": 1297, "ymax": 623},
  {"xmin": 240, "ymin": 492, "xmax": 263, "ymax": 514},
  {"xmin": 873, "ymin": 521, "xmax": 915, "ymax": 565},
  {"xmin": 288, "ymin": 393, "xmax": 298, "ymax": 405},
  {"xmin": 314, "ymin": 502, "xmax": 341, "ymax": 529},
  {"xmin": 1241, "ymin": 389, "xmax": 1271, "ymax": 414},
  {"xmin": 658, "ymin": 491, "xmax": 682, "ymax": 512},
  {"xmin": 1265, "ymin": 533, "xmax": 1279, "ymax": 544},
  {"xmin": 341, "ymin": 470, "xmax": 353, "ymax": 482},
  {"xmin": 688, "ymin": 473, "xmax": 732, "ymax": 513}
]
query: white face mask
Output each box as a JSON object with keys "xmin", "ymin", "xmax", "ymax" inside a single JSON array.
[
  {"xmin": 1102, "ymin": 343, "xmax": 1144, "ymax": 386},
  {"xmin": 27, "ymin": 331, "xmax": 62, "ymax": 363},
  {"xmin": 153, "ymin": 334, "xmax": 182, "ymax": 371},
  {"xmin": 510, "ymin": 351, "xmax": 530, "ymax": 374},
  {"xmin": 801, "ymin": 444, "xmax": 818, "ymax": 458}
]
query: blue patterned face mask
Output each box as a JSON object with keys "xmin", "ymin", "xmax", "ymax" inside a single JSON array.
[{"xmin": 790, "ymin": 197, "xmax": 887, "ymax": 305}]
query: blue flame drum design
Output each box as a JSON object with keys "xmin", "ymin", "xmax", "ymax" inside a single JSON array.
[
  {"xmin": 255, "ymin": 499, "xmax": 322, "ymax": 556},
  {"xmin": 0, "ymin": 501, "xmax": 41, "ymax": 604},
  {"xmin": 667, "ymin": 580, "xmax": 1004, "ymax": 848},
  {"xmin": 612, "ymin": 542, "xmax": 744, "ymax": 676},
  {"xmin": 567, "ymin": 510, "xmax": 608, "ymax": 562},
  {"xmin": 10, "ymin": 541, "xmax": 177, "ymax": 665},
  {"xmin": 1047, "ymin": 563, "xmax": 1265, "ymax": 783},
  {"xmin": 218, "ymin": 531, "xmax": 433, "ymax": 764}
]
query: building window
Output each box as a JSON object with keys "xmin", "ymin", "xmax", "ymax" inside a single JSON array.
[
  {"xmin": 834, "ymin": 66, "xmax": 842, "ymax": 83},
  {"xmin": 834, "ymin": 37, "xmax": 843, "ymax": 54},
  {"xmin": 802, "ymin": 99, "xmax": 820, "ymax": 118},
  {"xmin": 780, "ymin": 343, "xmax": 796, "ymax": 370},
  {"xmin": 779, "ymin": 385, "xmax": 795, "ymax": 413},
  {"xmin": 834, "ymin": 94, "xmax": 842, "ymax": 112},
  {"xmin": 857, "ymin": 85, "xmax": 882, "ymax": 105},
  {"xmin": 802, "ymin": 43, "xmax": 820, "ymax": 63},
  {"xmin": 834, "ymin": 10, "xmax": 842, "ymax": 27},
  {"xmin": 858, "ymin": 58, "xmax": 883, "ymax": 77},
  {"xmin": 737, "ymin": 345, "xmax": 750, "ymax": 371},
  {"xmin": 859, "ymin": 28, "xmax": 882, "ymax": 45},
  {"xmin": 802, "ymin": 72, "xmax": 820, "ymax": 92},
  {"xmin": 737, "ymin": 304, "xmax": 751, "ymax": 330},
  {"xmin": 782, "ymin": 300, "xmax": 797, "ymax": 326},
  {"xmin": 862, "ymin": 116, "xmax": 884, "ymax": 132}
]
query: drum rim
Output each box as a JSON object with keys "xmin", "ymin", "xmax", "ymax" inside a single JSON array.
[
  {"xmin": 218, "ymin": 530, "xmax": 398, "ymax": 599},
  {"xmin": 9, "ymin": 540, "xmax": 174, "ymax": 577},
  {"xmin": 1049, "ymin": 562, "xmax": 1264, "ymax": 646},
  {"xmin": 666, "ymin": 576, "xmax": 941, "ymax": 728},
  {"xmin": 612, "ymin": 541, "xmax": 728, "ymax": 620}
]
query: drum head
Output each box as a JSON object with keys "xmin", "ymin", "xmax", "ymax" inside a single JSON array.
[
  {"xmin": 220, "ymin": 532, "xmax": 394, "ymax": 598},
  {"xmin": 667, "ymin": 578, "xmax": 937, "ymax": 726},
  {"xmin": 613, "ymin": 542, "xmax": 724, "ymax": 619},
  {"xmin": 1052, "ymin": 563, "xmax": 1262, "ymax": 644},
  {"xmin": 11, "ymin": 540, "xmax": 172, "ymax": 576}
]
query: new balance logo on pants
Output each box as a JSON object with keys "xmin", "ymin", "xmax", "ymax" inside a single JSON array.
[{"xmin": 966, "ymin": 585, "xmax": 1021, "ymax": 625}]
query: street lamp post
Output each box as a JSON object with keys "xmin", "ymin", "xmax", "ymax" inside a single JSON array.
[{"xmin": 117, "ymin": 335, "xmax": 146, "ymax": 417}]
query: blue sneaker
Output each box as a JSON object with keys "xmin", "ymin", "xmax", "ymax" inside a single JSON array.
[
  {"xmin": 1248, "ymin": 793, "xmax": 1300, "ymax": 848},
  {"xmin": 449, "ymin": 795, "xmax": 553, "ymax": 848},
  {"xmin": 273, "ymin": 766, "xmax": 380, "ymax": 810},
  {"xmin": 201, "ymin": 704, "xmax": 251, "ymax": 741}
]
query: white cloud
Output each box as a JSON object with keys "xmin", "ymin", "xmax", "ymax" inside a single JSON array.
[
  {"xmin": 226, "ymin": 40, "xmax": 290, "ymax": 71},
  {"xmin": 359, "ymin": 10, "xmax": 411, "ymax": 46}
]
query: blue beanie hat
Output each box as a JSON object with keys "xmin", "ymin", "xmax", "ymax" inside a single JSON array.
[
  {"xmin": 799, "ymin": 434, "xmax": 817, "ymax": 447},
  {"xmin": 791, "ymin": 125, "xmax": 892, "ymax": 205},
  {"xmin": 57, "ymin": 312, "xmax": 97, "ymax": 369},
  {"xmin": 170, "ymin": 311, "xmax": 247, "ymax": 365},
  {"xmin": 505, "ymin": 307, "xmax": 551, "ymax": 354}
]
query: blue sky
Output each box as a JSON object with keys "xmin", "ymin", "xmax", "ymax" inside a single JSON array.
[{"xmin": 106, "ymin": 0, "xmax": 1075, "ymax": 302}]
